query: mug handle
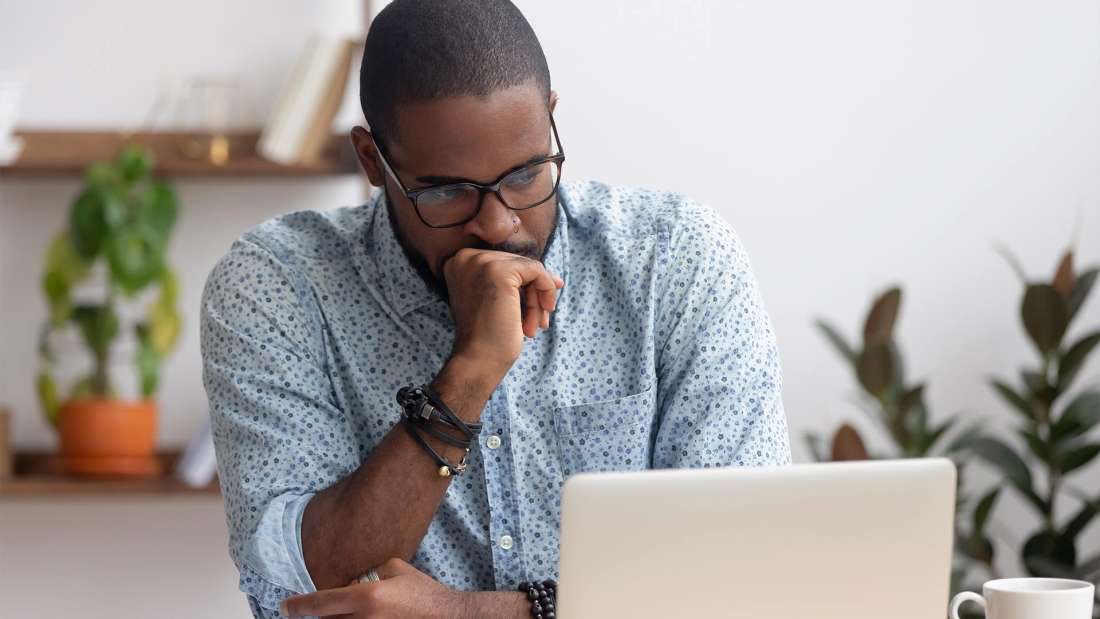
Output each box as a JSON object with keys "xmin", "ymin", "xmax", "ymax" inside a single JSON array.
[{"xmin": 949, "ymin": 592, "xmax": 987, "ymax": 619}]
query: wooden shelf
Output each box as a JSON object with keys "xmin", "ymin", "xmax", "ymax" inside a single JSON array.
[
  {"xmin": 0, "ymin": 129, "xmax": 360, "ymax": 178},
  {"xmin": 0, "ymin": 450, "xmax": 221, "ymax": 498}
]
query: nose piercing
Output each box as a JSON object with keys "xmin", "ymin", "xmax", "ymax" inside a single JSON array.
[{"xmin": 513, "ymin": 216, "xmax": 520, "ymax": 234}]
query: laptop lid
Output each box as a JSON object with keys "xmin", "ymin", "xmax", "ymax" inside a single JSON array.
[{"xmin": 557, "ymin": 458, "xmax": 956, "ymax": 618}]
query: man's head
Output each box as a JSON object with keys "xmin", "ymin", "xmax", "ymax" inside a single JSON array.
[{"xmin": 352, "ymin": 0, "xmax": 561, "ymax": 299}]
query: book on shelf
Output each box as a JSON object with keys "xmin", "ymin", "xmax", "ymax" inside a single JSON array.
[{"xmin": 259, "ymin": 34, "xmax": 357, "ymax": 165}]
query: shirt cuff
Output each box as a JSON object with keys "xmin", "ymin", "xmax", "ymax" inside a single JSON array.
[
  {"xmin": 240, "ymin": 563, "xmax": 299, "ymax": 616},
  {"xmin": 240, "ymin": 490, "xmax": 318, "ymax": 607}
]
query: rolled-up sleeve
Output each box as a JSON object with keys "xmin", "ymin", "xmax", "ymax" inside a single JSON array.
[
  {"xmin": 652, "ymin": 201, "xmax": 791, "ymax": 469},
  {"xmin": 200, "ymin": 235, "xmax": 359, "ymax": 616}
]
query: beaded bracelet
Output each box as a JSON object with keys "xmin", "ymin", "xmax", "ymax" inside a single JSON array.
[{"xmin": 517, "ymin": 579, "xmax": 557, "ymax": 619}]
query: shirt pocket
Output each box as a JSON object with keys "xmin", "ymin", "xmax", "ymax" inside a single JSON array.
[{"xmin": 554, "ymin": 384, "xmax": 657, "ymax": 477}]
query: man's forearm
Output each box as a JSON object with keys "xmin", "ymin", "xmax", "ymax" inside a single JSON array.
[
  {"xmin": 301, "ymin": 355, "xmax": 500, "ymax": 590},
  {"xmin": 463, "ymin": 591, "xmax": 531, "ymax": 618}
]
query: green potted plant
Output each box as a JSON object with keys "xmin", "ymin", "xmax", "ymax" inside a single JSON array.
[
  {"xmin": 36, "ymin": 145, "xmax": 182, "ymax": 476},
  {"xmin": 971, "ymin": 246, "xmax": 1100, "ymax": 613}
]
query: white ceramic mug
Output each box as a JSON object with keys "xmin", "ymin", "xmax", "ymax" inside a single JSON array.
[{"xmin": 949, "ymin": 578, "xmax": 1095, "ymax": 619}]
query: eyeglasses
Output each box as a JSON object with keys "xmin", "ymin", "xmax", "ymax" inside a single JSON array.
[{"xmin": 372, "ymin": 113, "xmax": 565, "ymax": 228}]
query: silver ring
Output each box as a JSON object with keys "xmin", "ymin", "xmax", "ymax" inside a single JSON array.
[{"xmin": 357, "ymin": 568, "xmax": 381, "ymax": 584}]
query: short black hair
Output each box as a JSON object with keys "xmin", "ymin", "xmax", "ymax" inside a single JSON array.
[{"xmin": 359, "ymin": 0, "xmax": 551, "ymax": 148}]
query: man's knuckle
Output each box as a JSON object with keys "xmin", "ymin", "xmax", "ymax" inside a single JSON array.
[{"xmin": 361, "ymin": 583, "xmax": 384, "ymax": 606}]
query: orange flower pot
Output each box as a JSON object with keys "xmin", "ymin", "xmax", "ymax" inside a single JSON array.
[{"xmin": 58, "ymin": 399, "xmax": 160, "ymax": 476}]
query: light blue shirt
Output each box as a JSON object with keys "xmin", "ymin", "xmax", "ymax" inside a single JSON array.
[{"xmin": 200, "ymin": 180, "xmax": 791, "ymax": 618}]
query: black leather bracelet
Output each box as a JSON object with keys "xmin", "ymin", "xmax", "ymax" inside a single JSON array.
[
  {"xmin": 397, "ymin": 385, "xmax": 483, "ymax": 441},
  {"xmin": 397, "ymin": 384, "xmax": 485, "ymax": 477},
  {"xmin": 420, "ymin": 384, "xmax": 483, "ymax": 439},
  {"xmin": 400, "ymin": 417, "xmax": 470, "ymax": 477},
  {"xmin": 415, "ymin": 416, "xmax": 471, "ymax": 449},
  {"xmin": 517, "ymin": 579, "xmax": 557, "ymax": 619}
]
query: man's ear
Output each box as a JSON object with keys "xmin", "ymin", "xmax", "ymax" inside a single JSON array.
[
  {"xmin": 549, "ymin": 90, "xmax": 559, "ymax": 115},
  {"xmin": 350, "ymin": 126, "xmax": 385, "ymax": 187}
]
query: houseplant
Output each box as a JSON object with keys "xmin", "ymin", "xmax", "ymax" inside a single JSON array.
[
  {"xmin": 972, "ymin": 246, "xmax": 1100, "ymax": 612},
  {"xmin": 36, "ymin": 145, "xmax": 182, "ymax": 476}
]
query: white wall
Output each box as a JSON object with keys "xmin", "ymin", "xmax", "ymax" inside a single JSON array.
[{"xmin": 1, "ymin": 1, "xmax": 1098, "ymax": 617}]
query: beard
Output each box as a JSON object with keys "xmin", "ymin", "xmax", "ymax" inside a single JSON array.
[{"xmin": 383, "ymin": 189, "xmax": 560, "ymax": 303}]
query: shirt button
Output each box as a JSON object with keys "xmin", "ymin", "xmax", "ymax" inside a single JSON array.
[
  {"xmin": 486, "ymin": 435, "xmax": 502, "ymax": 450},
  {"xmin": 499, "ymin": 534, "xmax": 514, "ymax": 550}
]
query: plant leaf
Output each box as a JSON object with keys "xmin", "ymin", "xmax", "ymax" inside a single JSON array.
[
  {"xmin": 69, "ymin": 188, "xmax": 108, "ymax": 259},
  {"xmin": 1021, "ymin": 370, "xmax": 1046, "ymax": 394},
  {"xmin": 943, "ymin": 421, "xmax": 985, "ymax": 454},
  {"xmin": 857, "ymin": 342, "xmax": 894, "ymax": 397},
  {"xmin": 1052, "ymin": 391, "xmax": 1100, "ymax": 443},
  {"xmin": 815, "ymin": 319, "xmax": 857, "ymax": 366},
  {"xmin": 1021, "ymin": 284, "xmax": 1069, "ymax": 356},
  {"xmin": 35, "ymin": 371, "xmax": 59, "ymax": 427},
  {"xmin": 863, "ymin": 287, "xmax": 902, "ymax": 346},
  {"xmin": 43, "ymin": 231, "xmax": 91, "ymax": 283},
  {"xmin": 899, "ymin": 383, "xmax": 925, "ymax": 414},
  {"xmin": 1025, "ymin": 554, "xmax": 1079, "ymax": 579},
  {"xmin": 41, "ymin": 231, "xmax": 93, "ymax": 326},
  {"xmin": 831, "ymin": 424, "xmax": 870, "ymax": 461},
  {"xmin": 1058, "ymin": 331, "xmax": 1100, "ymax": 392},
  {"xmin": 159, "ymin": 266, "xmax": 180, "ymax": 306},
  {"xmin": 972, "ymin": 437, "xmax": 1033, "ymax": 490},
  {"xmin": 1068, "ymin": 267, "xmax": 1097, "ymax": 324},
  {"xmin": 1018, "ymin": 428, "xmax": 1050, "ymax": 464},
  {"xmin": 1053, "ymin": 250, "xmax": 1075, "ymax": 298},
  {"xmin": 69, "ymin": 375, "xmax": 97, "ymax": 399},
  {"xmin": 972, "ymin": 487, "xmax": 1000, "ymax": 535},
  {"xmin": 1022, "ymin": 531, "xmax": 1077, "ymax": 577},
  {"xmin": 803, "ymin": 433, "xmax": 826, "ymax": 462},
  {"xmin": 84, "ymin": 160, "xmax": 119, "ymax": 189},
  {"xmin": 135, "ymin": 324, "xmax": 160, "ymax": 397},
  {"xmin": 921, "ymin": 418, "xmax": 953, "ymax": 455},
  {"xmin": 117, "ymin": 144, "xmax": 154, "ymax": 184},
  {"xmin": 1061, "ymin": 443, "xmax": 1100, "ymax": 475},
  {"xmin": 1077, "ymin": 553, "xmax": 1100, "ymax": 579},
  {"xmin": 971, "ymin": 437, "xmax": 1047, "ymax": 515},
  {"xmin": 962, "ymin": 533, "xmax": 995, "ymax": 564},
  {"xmin": 138, "ymin": 180, "xmax": 178, "ymax": 242},
  {"xmin": 147, "ymin": 296, "xmax": 181, "ymax": 356},
  {"xmin": 106, "ymin": 224, "xmax": 165, "ymax": 295},
  {"xmin": 41, "ymin": 270, "xmax": 70, "ymax": 326},
  {"xmin": 1064, "ymin": 495, "xmax": 1099, "ymax": 540},
  {"xmin": 992, "ymin": 379, "xmax": 1035, "ymax": 421},
  {"xmin": 71, "ymin": 304, "xmax": 119, "ymax": 362}
]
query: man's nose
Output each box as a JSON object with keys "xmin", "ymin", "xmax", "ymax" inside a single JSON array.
[{"xmin": 462, "ymin": 191, "xmax": 515, "ymax": 246}]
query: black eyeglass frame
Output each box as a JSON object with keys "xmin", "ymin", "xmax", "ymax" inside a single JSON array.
[{"xmin": 372, "ymin": 113, "xmax": 566, "ymax": 229}]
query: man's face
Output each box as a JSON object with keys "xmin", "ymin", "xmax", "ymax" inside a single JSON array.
[{"xmin": 352, "ymin": 81, "xmax": 560, "ymax": 299}]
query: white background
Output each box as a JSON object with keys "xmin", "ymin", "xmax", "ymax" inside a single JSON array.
[{"xmin": 1, "ymin": 1, "xmax": 1098, "ymax": 617}]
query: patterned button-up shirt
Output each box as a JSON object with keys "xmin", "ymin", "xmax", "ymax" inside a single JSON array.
[{"xmin": 200, "ymin": 180, "xmax": 791, "ymax": 618}]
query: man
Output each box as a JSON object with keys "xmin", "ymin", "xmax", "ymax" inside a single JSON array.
[{"xmin": 200, "ymin": 0, "xmax": 790, "ymax": 617}]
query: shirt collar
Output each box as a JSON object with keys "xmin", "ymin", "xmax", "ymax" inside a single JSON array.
[
  {"xmin": 363, "ymin": 188, "xmax": 571, "ymax": 319},
  {"xmin": 363, "ymin": 190, "xmax": 439, "ymax": 317}
]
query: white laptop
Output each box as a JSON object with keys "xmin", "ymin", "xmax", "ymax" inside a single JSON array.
[{"xmin": 557, "ymin": 458, "xmax": 956, "ymax": 618}]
